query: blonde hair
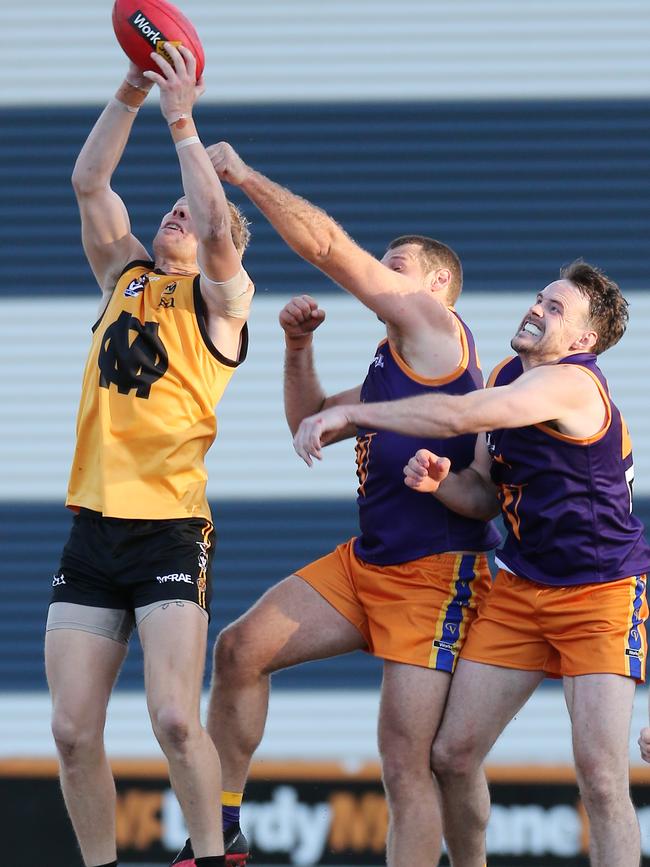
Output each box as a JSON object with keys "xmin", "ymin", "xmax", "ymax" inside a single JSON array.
[{"xmin": 228, "ymin": 200, "xmax": 251, "ymax": 256}]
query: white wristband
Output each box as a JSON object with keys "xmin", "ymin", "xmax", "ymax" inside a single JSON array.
[
  {"xmin": 111, "ymin": 97, "xmax": 139, "ymax": 114},
  {"xmin": 175, "ymin": 136, "xmax": 202, "ymax": 151}
]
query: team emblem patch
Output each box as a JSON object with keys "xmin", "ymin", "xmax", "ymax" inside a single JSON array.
[
  {"xmin": 124, "ymin": 275, "xmax": 148, "ymax": 297},
  {"xmin": 157, "ymin": 282, "xmax": 177, "ymax": 309}
]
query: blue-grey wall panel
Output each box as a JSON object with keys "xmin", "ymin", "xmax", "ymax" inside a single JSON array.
[
  {"xmin": 2, "ymin": 499, "xmax": 650, "ymax": 692},
  {"xmin": 2, "ymin": 100, "xmax": 648, "ymax": 297}
]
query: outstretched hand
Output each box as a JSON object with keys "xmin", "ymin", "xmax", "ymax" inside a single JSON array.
[
  {"xmin": 143, "ymin": 43, "xmax": 205, "ymax": 123},
  {"xmin": 403, "ymin": 449, "xmax": 451, "ymax": 493},
  {"xmin": 293, "ymin": 406, "xmax": 354, "ymax": 466},
  {"xmin": 279, "ymin": 295, "xmax": 326, "ymax": 348},
  {"xmin": 205, "ymin": 142, "xmax": 251, "ymax": 186}
]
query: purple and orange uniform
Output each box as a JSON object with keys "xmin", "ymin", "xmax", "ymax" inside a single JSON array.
[
  {"xmin": 462, "ymin": 352, "xmax": 650, "ymax": 680},
  {"xmin": 297, "ymin": 313, "xmax": 500, "ymax": 672}
]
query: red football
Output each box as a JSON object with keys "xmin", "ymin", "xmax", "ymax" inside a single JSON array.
[{"xmin": 112, "ymin": 0, "xmax": 205, "ymax": 80}]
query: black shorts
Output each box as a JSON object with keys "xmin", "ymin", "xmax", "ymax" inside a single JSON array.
[{"xmin": 50, "ymin": 509, "xmax": 215, "ymax": 618}]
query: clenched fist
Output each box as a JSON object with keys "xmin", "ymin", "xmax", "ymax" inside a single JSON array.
[
  {"xmin": 403, "ymin": 448, "xmax": 451, "ymax": 494},
  {"xmin": 639, "ymin": 727, "xmax": 650, "ymax": 763},
  {"xmin": 279, "ymin": 295, "xmax": 326, "ymax": 349},
  {"xmin": 205, "ymin": 141, "xmax": 251, "ymax": 186}
]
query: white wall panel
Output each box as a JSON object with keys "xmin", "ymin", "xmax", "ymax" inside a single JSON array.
[
  {"xmin": 1, "ymin": 688, "xmax": 649, "ymax": 766},
  {"xmin": 2, "ymin": 291, "xmax": 649, "ymax": 500},
  {"xmin": 4, "ymin": 1, "xmax": 650, "ymax": 105}
]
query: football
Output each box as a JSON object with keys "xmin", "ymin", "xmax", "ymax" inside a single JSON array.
[{"xmin": 112, "ymin": 0, "xmax": 205, "ymax": 80}]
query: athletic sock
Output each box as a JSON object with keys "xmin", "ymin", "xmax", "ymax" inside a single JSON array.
[
  {"xmin": 195, "ymin": 858, "xmax": 225, "ymax": 866},
  {"xmin": 221, "ymin": 790, "xmax": 243, "ymax": 831}
]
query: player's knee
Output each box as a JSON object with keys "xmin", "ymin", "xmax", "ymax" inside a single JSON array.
[
  {"xmin": 214, "ymin": 620, "xmax": 269, "ymax": 679},
  {"xmin": 150, "ymin": 703, "xmax": 197, "ymax": 753},
  {"xmin": 575, "ymin": 759, "xmax": 626, "ymax": 813},
  {"xmin": 51, "ymin": 711, "xmax": 101, "ymax": 761},
  {"xmin": 381, "ymin": 748, "xmax": 423, "ymax": 798},
  {"xmin": 214, "ymin": 622, "xmax": 245, "ymax": 673},
  {"xmin": 431, "ymin": 733, "xmax": 478, "ymax": 778}
]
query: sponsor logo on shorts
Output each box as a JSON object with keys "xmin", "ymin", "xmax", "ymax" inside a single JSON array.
[
  {"xmin": 626, "ymin": 648, "xmax": 644, "ymax": 659},
  {"xmin": 156, "ymin": 573, "xmax": 193, "ymax": 584},
  {"xmin": 52, "ymin": 573, "xmax": 66, "ymax": 587},
  {"xmin": 433, "ymin": 639, "xmax": 457, "ymax": 653}
]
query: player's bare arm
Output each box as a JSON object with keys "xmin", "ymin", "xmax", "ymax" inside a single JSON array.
[
  {"xmin": 404, "ymin": 436, "xmax": 500, "ymax": 522},
  {"xmin": 147, "ymin": 45, "xmax": 252, "ymax": 358},
  {"xmin": 71, "ymin": 62, "xmax": 153, "ymax": 297},
  {"xmin": 293, "ymin": 362, "xmax": 604, "ymax": 465},
  {"xmin": 207, "ymin": 142, "xmax": 457, "ymax": 337},
  {"xmin": 281, "ymin": 295, "xmax": 361, "ymax": 442}
]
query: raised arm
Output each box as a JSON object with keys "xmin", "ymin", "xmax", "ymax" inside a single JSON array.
[
  {"xmin": 71, "ymin": 63, "xmax": 153, "ymax": 297},
  {"xmin": 145, "ymin": 45, "xmax": 252, "ymax": 358},
  {"xmin": 293, "ymin": 361, "xmax": 604, "ymax": 465},
  {"xmin": 206, "ymin": 143, "xmax": 452, "ymax": 334},
  {"xmin": 280, "ymin": 295, "xmax": 360, "ymax": 441},
  {"xmin": 404, "ymin": 437, "xmax": 500, "ymax": 522}
]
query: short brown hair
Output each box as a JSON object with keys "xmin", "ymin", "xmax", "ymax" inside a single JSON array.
[
  {"xmin": 388, "ymin": 235, "xmax": 463, "ymax": 304},
  {"xmin": 560, "ymin": 259, "xmax": 628, "ymax": 354},
  {"xmin": 228, "ymin": 200, "xmax": 251, "ymax": 256}
]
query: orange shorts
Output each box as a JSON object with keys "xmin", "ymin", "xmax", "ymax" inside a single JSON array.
[
  {"xmin": 295, "ymin": 538, "xmax": 492, "ymax": 672},
  {"xmin": 461, "ymin": 569, "xmax": 648, "ymax": 681}
]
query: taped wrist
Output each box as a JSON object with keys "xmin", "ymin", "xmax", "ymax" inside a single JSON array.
[{"xmin": 114, "ymin": 79, "xmax": 150, "ymax": 110}]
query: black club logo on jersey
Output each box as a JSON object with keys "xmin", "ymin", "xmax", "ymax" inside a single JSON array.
[{"xmin": 98, "ymin": 310, "xmax": 169, "ymax": 399}]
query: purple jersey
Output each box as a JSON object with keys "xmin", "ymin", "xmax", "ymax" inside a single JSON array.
[
  {"xmin": 488, "ymin": 353, "xmax": 650, "ymax": 586},
  {"xmin": 353, "ymin": 314, "xmax": 501, "ymax": 565}
]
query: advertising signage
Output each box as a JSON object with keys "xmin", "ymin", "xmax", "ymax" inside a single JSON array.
[{"xmin": 4, "ymin": 760, "xmax": 650, "ymax": 865}]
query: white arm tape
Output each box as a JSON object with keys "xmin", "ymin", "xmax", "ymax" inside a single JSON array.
[
  {"xmin": 198, "ymin": 265, "xmax": 254, "ymax": 317},
  {"xmin": 175, "ymin": 136, "xmax": 202, "ymax": 152}
]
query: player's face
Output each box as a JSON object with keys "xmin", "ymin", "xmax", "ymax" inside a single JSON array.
[
  {"xmin": 154, "ymin": 198, "xmax": 199, "ymax": 252},
  {"xmin": 511, "ymin": 280, "xmax": 594, "ymax": 363},
  {"xmin": 381, "ymin": 244, "xmax": 428, "ymax": 282}
]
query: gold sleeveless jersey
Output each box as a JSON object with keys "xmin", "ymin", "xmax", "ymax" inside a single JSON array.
[{"xmin": 66, "ymin": 261, "xmax": 249, "ymax": 520}]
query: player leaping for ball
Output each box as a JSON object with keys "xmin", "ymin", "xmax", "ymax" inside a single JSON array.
[
  {"xmin": 45, "ymin": 47, "xmax": 253, "ymax": 867},
  {"xmin": 169, "ymin": 142, "xmax": 500, "ymax": 867}
]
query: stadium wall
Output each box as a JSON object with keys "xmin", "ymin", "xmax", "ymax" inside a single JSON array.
[
  {"xmin": 2, "ymin": 4, "xmax": 650, "ymax": 863},
  {"xmin": 5, "ymin": 0, "xmax": 650, "ymax": 104}
]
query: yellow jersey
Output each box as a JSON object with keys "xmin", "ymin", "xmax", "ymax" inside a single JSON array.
[{"xmin": 66, "ymin": 261, "xmax": 249, "ymax": 520}]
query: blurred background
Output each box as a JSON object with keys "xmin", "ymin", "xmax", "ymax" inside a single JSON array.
[{"xmin": 1, "ymin": 1, "xmax": 649, "ymax": 864}]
